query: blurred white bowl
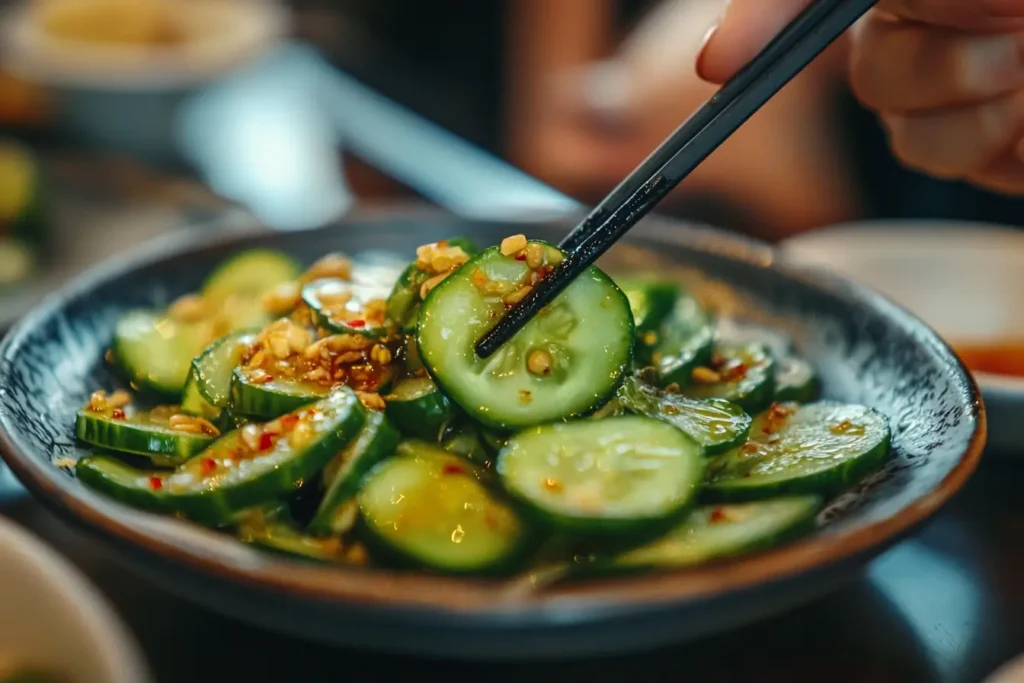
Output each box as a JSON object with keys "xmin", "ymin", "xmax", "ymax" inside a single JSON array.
[
  {"xmin": 0, "ymin": 516, "xmax": 150, "ymax": 683},
  {"xmin": 781, "ymin": 220, "xmax": 1024, "ymax": 456}
]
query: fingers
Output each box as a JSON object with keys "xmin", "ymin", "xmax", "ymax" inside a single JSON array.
[
  {"xmin": 850, "ymin": 13, "xmax": 1024, "ymax": 111},
  {"xmin": 881, "ymin": 90, "xmax": 1024, "ymax": 178},
  {"xmin": 877, "ymin": 0, "xmax": 1024, "ymax": 30},
  {"xmin": 696, "ymin": 0, "xmax": 811, "ymax": 84}
]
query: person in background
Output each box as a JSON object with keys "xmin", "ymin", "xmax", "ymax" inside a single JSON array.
[{"xmin": 507, "ymin": 0, "xmax": 1024, "ymax": 241}]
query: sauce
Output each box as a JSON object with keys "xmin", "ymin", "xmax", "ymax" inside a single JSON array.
[{"xmin": 954, "ymin": 342, "xmax": 1024, "ymax": 378}]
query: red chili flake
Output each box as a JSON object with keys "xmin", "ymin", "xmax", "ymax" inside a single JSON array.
[
  {"xmin": 148, "ymin": 477, "xmax": 163, "ymax": 490},
  {"xmin": 111, "ymin": 409, "xmax": 126, "ymax": 420},
  {"xmin": 348, "ymin": 319, "xmax": 366, "ymax": 329},
  {"xmin": 514, "ymin": 252, "xmax": 527, "ymax": 261},
  {"xmin": 260, "ymin": 375, "xmax": 275, "ymax": 384},
  {"xmin": 709, "ymin": 508, "xmax": 728, "ymax": 523},
  {"xmin": 258, "ymin": 433, "xmax": 275, "ymax": 451},
  {"xmin": 442, "ymin": 463, "xmax": 465, "ymax": 476},
  {"xmin": 280, "ymin": 414, "xmax": 299, "ymax": 430},
  {"xmin": 201, "ymin": 458, "xmax": 217, "ymax": 475},
  {"xmin": 538, "ymin": 265, "xmax": 553, "ymax": 278}
]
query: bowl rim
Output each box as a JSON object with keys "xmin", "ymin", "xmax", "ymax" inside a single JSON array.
[
  {"xmin": 0, "ymin": 209, "xmax": 987, "ymax": 625},
  {"xmin": 0, "ymin": 517, "xmax": 152, "ymax": 682}
]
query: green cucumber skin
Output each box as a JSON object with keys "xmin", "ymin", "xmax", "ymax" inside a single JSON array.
[
  {"xmin": 237, "ymin": 507, "xmax": 348, "ymax": 562},
  {"xmin": 617, "ymin": 279, "xmax": 682, "ymax": 365},
  {"xmin": 441, "ymin": 423, "xmax": 494, "ymax": 470},
  {"xmin": 417, "ymin": 243, "xmax": 634, "ymax": 431},
  {"xmin": 617, "ymin": 375, "xmax": 752, "ymax": 455},
  {"xmin": 77, "ymin": 392, "xmax": 367, "ymax": 526},
  {"xmin": 386, "ymin": 237, "xmax": 478, "ymax": 333},
  {"xmin": 607, "ymin": 496, "xmax": 823, "ymax": 571},
  {"xmin": 384, "ymin": 382, "xmax": 454, "ymax": 441},
  {"xmin": 308, "ymin": 411, "xmax": 400, "ymax": 536},
  {"xmin": 75, "ymin": 411, "xmax": 213, "ymax": 467},
  {"xmin": 193, "ymin": 332, "xmax": 259, "ymax": 407},
  {"xmin": 497, "ymin": 417, "xmax": 706, "ymax": 538},
  {"xmin": 653, "ymin": 294, "xmax": 715, "ymax": 387},
  {"xmin": 357, "ymin": 448, "xmax": 529, "ymax": 575},
  {"xmin": 302, "ymin": 279, "xmax": 389, "ymax": 339},
  {"xmin": 201, "ymin": 249, "xmax": 301, "ymax": 303},
  {"xmin": 703, "ymin": 403, "xmax": 892, "ymax": 502},
  {"xmin": 683, "ymin": 343, "xmax": 776, "ymax": 414},
  {"xmin": 181, "ymin": 372, "xmax": 223, "ymax": 423},
  {"xmin": 229, "ymin": 368, "xmax": 328, "ymax": 419}
]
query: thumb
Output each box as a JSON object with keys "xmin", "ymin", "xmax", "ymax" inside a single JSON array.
[{"xmin": 697, "ymin": 0, "xmax": 812, "ymax": 84}]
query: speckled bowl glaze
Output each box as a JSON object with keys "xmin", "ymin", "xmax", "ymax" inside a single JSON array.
[{"xmin": 0, "ymin": 211, "xmax": 985, "ymax": 659}]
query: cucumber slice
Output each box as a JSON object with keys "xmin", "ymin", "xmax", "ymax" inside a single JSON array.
[
  {"xmin": 653, "ymin": 294, "xmax": 715, "ymax": 387},
  {"xmin": 497, "ymin": 416, "xmax": 704, "ymax": 536},
  {"xmin": 387, "ymin": 237, "xmax": 478, "ymax": 332},
  {"xmin": 302, "ymin": 278, "xmax": 389, "ymax": 338},
  {"xmin": 75, "ymin": 407, "xmax": 216, "ymax": 466},
  {"xmin": 441, "ymin": 422, "xmax": 494, "ymax": 469},
  {"xmin": 236, "ymin": 506, "xmax": 349, "ymax": 562},
  {"xmin": 230, "ymin": 367, "xmax": 329, "ymax": 419},
  {"xmin": 399, "ymin": 334, "xmax": 425, "ymax": 376},
  {"xmin": 201, "ymin": 249, "xmax": 301, "ymax": 304},
  {"xmin": 774, "ymin": 355, "xmax": 819, "ymax": 403},
  {"xmin": 704, "ymin": 402, "xmax": 891, "ymax": 501},
  {"xmin": 612, "ymin": 496, "xmax": 822, "ymax": 569},
  {"xmin": 617, "ymin": 279, "xmax": 681, "ymax": 365},
  {"xmin": 113, "ymin": 309, "xmax": 212, "ymax": 396},
  {"xmin": 683, "ymin": 343, "xmax": 775, "ymax": 413},
  {"xmin": 617, "ymin": 375, "xmax": 751, "ymax": 454},
  {"xmin": 417, "ymin": 242, "xmax": 633, "ymax": 430},
  {"xmin": 76, "ymin": 390, "xmax": 366, "ymax": 525},
  {"xmin": 480, "ymin": 428, "xmax": 508, "ymax": 455},
  {"xmin": 192, "ymin": 331, "xmax": 259, "ymax": 407},
  {"xmin": 181, "ymin": 371, "xmax": 222, "ymax": 423},
  {"xmin": 309, "ymin": 411, "xmax": 400, "ymax": 536},
  {"xmin": 384, "ymin": 376, "xmax": 453, "ymax": 440},
  {"xmin": 358, "ymin": 443, "xmax": 527, "ymax": 573}
]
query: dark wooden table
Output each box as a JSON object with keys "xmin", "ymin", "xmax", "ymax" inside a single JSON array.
[{"xmin": 2, "ymin": 453, "xmax": 1022, "ymax": 683}]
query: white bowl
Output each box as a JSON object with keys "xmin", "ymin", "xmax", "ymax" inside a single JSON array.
[
  {"xmin": 0, "ymin": 516, "xmax": 151, "ymax": 682},
  {"xmin": 781, "ymin": 220, "xmax": 1024, "ymax": 456}
]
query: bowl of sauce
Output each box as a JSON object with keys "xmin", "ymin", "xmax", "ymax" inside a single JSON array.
[{"xmin": 782, "ymin": 220, "xmax": 1024, "ymax": 456}]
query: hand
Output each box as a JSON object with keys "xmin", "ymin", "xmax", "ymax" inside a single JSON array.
[{"xmin": 698, "ymin": 0, "xmax": 1024, "ymax": 195}]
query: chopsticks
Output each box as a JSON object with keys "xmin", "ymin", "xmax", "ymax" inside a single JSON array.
[{"xmin": 475, "ymin": 0, "xmax": 878, "ymax": 359}]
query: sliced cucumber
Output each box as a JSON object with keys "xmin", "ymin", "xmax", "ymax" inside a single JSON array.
[
  {"xmin": 201, "ymin": 249, "xmax": 301, "ymax": 304},
  {"xmin": 113, "ymin": 309, "xmax": 211, "ymax": 396},
  {"xmin": 302, "ymin": 278, "xmax": 389, "ymax": 338},
  {"xmin": 617, "ymin": 279, "xmax": 681, "ymax": 365},
  {"xmin": 441, "ymin": 422, "xmax": 493, "ymax": 469},
  {"xmin": 704, "ymin": 402, "xmax": 891, "ymax": 501},
  {"xmin": 387, "ymin": 237, "xmax": 478, "ymax": 332},
  {"xmin": 358, "ymin": 443, "xmax": 526, "ymax": 573},
  {"xmin": 682, "ymin": 343, "xmax": 775, "ymax": 413},
  {"xmin": 617, "ymin": 375, "xmax": 751, "ymax": 454},
  {"xmin": 612, "ymin": 496, "xmax": 822, "ymax": 569},
  {"xmin": 192, "ymin": 331, "xmax": 258, "ymax": 407},
  {"xmin": 75, "ymin": 408, "xmax": 215, "ymax": 466},
  {"xmin": 417, "ymin": 242, "xmax": 633, "ymax": 430},
  {"xmin": 480, "ymin": 428, "xmax": 508, "ymax": 455},
  {"xmin": 181, "ymin": 371, "xmax": 222, "ymax": 423},
  {"xmin": 775, "ymin": 355, "xmax": 819, "ymax": 403},
  {"xmin": 653, "ymin": 294, "xmax": 715, "ymax": 387},
  {"xmin": 497, "ymin": 417, "xmax": 704, "ymax": 536},
  {"xmin": 230, "ymin": 367, "xmax": 329, "ymax": 419},
  {"xmin": 76, "ymin": 391, "xmax": 366, "ymax": 525},
  {"xmin": 309, "ymin": 411, "xmax": 400, "ymax": 536},
  {"xmin": 236, "ymin": 506, "xmax": 349, "ymax": 562},
  {"xmin": 383, "ymin": 376, "xmax": 453, "ymax": 440}
]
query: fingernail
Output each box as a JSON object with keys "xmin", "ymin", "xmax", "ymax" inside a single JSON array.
[{"xmin": 695, "ymin": 20, "xmax": 722, "ymax": 81}]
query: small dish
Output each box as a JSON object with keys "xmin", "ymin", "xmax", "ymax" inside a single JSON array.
[
  {"xmin": 0, "ymin": 211, "xmax": 984, "ymax": 658},
  {"xmin": 781, "ymin": 220, "xmax": 1024, "ymax": 456},
  {"xmin": 0, "ymin": 516, "xmax": 150, "ymax": 682}
]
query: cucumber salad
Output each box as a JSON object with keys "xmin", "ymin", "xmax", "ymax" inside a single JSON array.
[{"xmin": 72, "ymin": 235, "xmax": 891, "ymax": 576}]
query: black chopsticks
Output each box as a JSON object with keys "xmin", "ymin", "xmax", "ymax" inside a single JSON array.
[{"xmin": 475, "ymin": 0, "xmax": 877, "ymax": 359}]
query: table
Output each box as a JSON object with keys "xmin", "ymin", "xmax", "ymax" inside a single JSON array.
[{"xmin": 2, "ymin": 454, "xmax": 1022, "ymax": 683}]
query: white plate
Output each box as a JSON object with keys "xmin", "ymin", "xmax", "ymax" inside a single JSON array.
[
  {"xmin": 0, "ymin": 516, "xmax": 151, "ymax": 682},
  {"xmin": 781, "ymin": 220, "xmax": 1024, "ymax": 456}
]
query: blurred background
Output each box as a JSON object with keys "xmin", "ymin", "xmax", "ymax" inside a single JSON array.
[{"xmin": 3, "ymin": 0, "xmax": 1024, "ymax": 331}]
